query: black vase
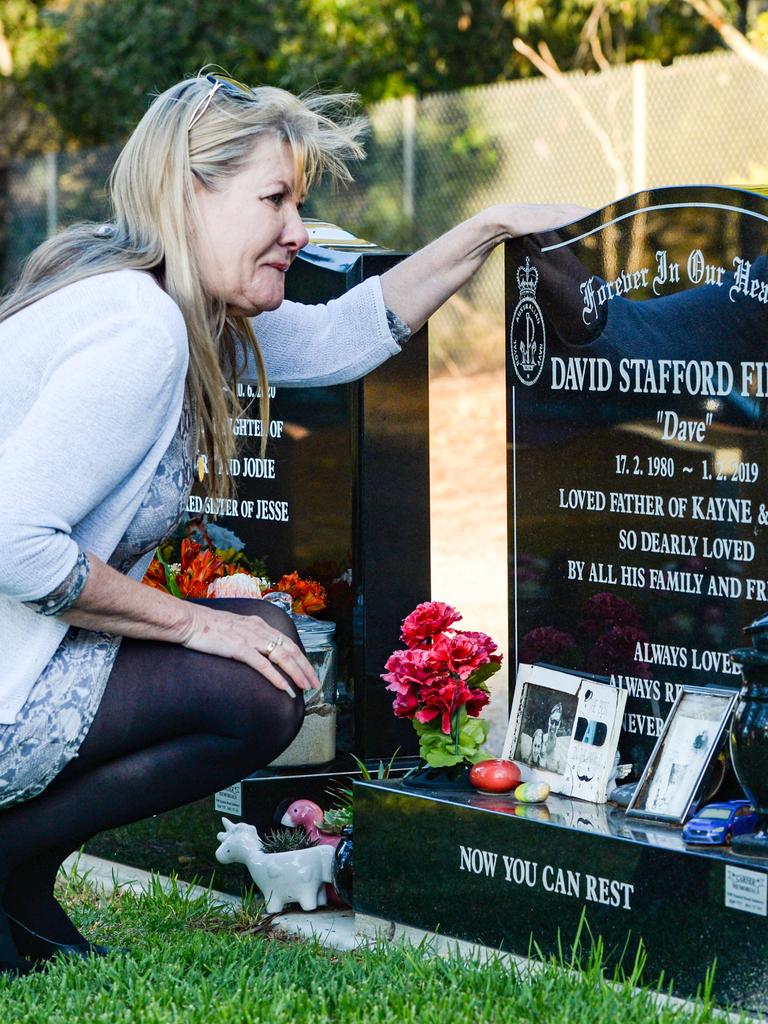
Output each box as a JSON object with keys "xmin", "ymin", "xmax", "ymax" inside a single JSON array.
[
  {"xmin": 729, "ymin": 612, "xmax": 768, "ymax": 854},
  {"xmin": 401, "ymin": 761, "xmax": 473, "ymax": 790},
  {"xmin": 331, "ymin": 826, "xmax": 353, "ymax": 906}
]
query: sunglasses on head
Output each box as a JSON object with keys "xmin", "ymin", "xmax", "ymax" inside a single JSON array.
[{"xmin": 187, "ymin": 73, "xmax": 251, "ymax": 132}]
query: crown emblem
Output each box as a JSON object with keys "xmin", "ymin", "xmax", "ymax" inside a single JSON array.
[
  {"xmin": 517, "ymin": 258, "xmax": 538, "ymax": 299},
  {"xmin": 510, "ymin": 256, "xmax": 545, "ymax": 386}
]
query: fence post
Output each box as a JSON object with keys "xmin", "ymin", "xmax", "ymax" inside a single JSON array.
[
  {"xmin": 632, "ymin": 61, "xmax": 647, "ymax": 193},
  {"xmin": 402, "ymin": 94, "xmax": 416, "ymax": 222},
  {"xmin": 45, "ymin": 151, "xmax": 58, "ymax": 237}
]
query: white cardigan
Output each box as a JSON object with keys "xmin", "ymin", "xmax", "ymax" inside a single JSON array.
[{"xmin": 0, "ymin": 269, "xmax": 400, "ymax": 723}]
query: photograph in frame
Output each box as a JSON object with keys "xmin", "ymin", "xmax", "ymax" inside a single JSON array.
[
  {"xmin": 502, "ymin": 663, "xmax": 627, "ymax": 803},
  {"xmin": 513, "ymin": 682, "xmax": 577, "ymax": 774},
  {"xmin": 626, "ymin": 685, "xmax": 738, "ymax": 825}
]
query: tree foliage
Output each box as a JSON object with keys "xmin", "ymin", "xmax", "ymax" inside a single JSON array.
[
  {"xmin": 32, "ymin": 0, "xmax": 522, "ymax": 143},
  {"xmin": 507, "ymin": 1, "xmax": 726, "ymax": 72},
  {"xmin": 0, "ymin": 0, "xmax": 60, "ymax": 162},
  {"xmin": 9, "ymin": 0, "xmax": 768, "ymax": 146},
  {"xmin": 30, "ymin": 0, "xmax": 286, "ymax": 144}
]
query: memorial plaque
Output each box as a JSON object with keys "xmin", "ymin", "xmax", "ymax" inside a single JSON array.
[{"xmin": 506, "ymin": 186, "xmax": 768, "ymax": 772}]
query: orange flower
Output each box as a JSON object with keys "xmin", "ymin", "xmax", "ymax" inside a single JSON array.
[
  {"xmin": 274, "ymin": 570, "xmax": 301, "ymax": 591},
  {"xmin": 295, "ymin": 580, "xmax": 327, "ymax": 615},
  {"xmin": 143, "ymin": 557, "xmax": 169, "ymax": 592},
  {"xmin": 179, "ymin": 538, "xmax": 203, "ymax": 572},
  {"xmin": 176, "ymin": 549, "xmax": 224, "ymax": 598},
  {"xmin": 267, "ymin": 572, "xmax": 328, "ymax": 615},
  {"xmin": 143, "ymin": 537, "xmax": 256, "ymax": 599}
]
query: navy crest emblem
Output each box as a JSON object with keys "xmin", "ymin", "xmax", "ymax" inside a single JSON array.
[{"xmin": 510, "ymin": 258, "xmax": 546, "ymax": 386}]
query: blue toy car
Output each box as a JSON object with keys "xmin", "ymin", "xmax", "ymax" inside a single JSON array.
[{"xmin": 682, "ymin": 800, "xmax": 759, "ymax": 846}]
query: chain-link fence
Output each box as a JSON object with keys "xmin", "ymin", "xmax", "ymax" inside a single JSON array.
[
  {"xmin": 2, "ymin": 146, "xmax": 118, "ymax": 287},
  {"xmin": 4, "ymin": 50, "xmax": 768, "ymax": 371}
]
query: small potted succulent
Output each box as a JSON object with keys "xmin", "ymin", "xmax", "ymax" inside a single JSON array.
[
  {"xmin": 316, "ymin": 754, "xmax": 398, "ymax": 905},
  {"xmin": 214, "ymin": 819, "xmax": 334, "ymax": 913}
]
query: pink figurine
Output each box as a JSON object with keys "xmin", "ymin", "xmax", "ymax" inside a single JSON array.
[
  {"xmin": 281, "ymin": 799, "xmax": 340, "ymax": 848},
  {"xmin": 280, "ymin": 798, "xmax": 344, "ymax": 906}
]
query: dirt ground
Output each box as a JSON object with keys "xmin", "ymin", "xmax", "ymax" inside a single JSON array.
[{"xmin": 429, "ymin": 367, "xmax": 510, "ymax": 752}]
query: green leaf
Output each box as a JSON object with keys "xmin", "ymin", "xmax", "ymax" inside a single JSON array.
[
  {"xmin": 348, "ymin": 748, "xmax": 401, "ymax": 780},
  {"xmin": 467, "ymin": 660, "xmax": 502, "ymax": 688},
  {"xmin": 415, "ymin": 715, "xmax": 489, "ymax": 767},
  {"xmin": 155, "ymin": 550, "xmax": 183, "ymax": 599}
]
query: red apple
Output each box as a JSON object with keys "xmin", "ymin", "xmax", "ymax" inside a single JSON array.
[{"xmin": 469, "ymin": 759, "xmax": 522, "ymax": 793}]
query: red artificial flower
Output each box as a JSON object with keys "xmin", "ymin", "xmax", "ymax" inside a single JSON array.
[
  {"xmin": 383, "ymin": 603, "xmax": 499, "ymax": 734},
  {"xmin": 382, "ymin": 600, "xmax": 500, "ymax": 766},
  {"xmin": 382, "ymin": 648, "xmax": 433, "ymax": 691},
  {"xmin": 464, "ymin": 687, "xmax": 491, "ymax": 718},
  {"xmin": 400, "ymin": 601, "xmax": 461, "ymax": 647},
  {"xmin": 390, "ymin": 686, "xmax": 422, "ymax": 720},
  {"xmin": 426, "ymin": 631, "xmax": 500, "ymax": 679},
  {"xmin": 459, "ymin": 630, "xmax": 501, "ymax": 660},
  {"xmin": 415, "ymin": 677, "xmax": 472, "ymax": 734}
]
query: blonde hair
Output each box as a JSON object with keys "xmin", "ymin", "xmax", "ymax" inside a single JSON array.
[{"xmin": 0, "ymin": 74, "xmax": 367, "ymax": 500}]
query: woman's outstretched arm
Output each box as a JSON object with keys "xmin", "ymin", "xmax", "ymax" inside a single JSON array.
[
  {"xmin": 379, "ymin": 203, "xmax": 588, "ymax": 332},
  {"xmin": 254, "ymin": 203, "xmax": 587, "ymax": 387}
]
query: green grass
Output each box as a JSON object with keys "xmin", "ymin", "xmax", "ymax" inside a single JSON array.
[{"xmin": 0, "ymin": 869, "xmax": 737, "ymax": 1024}]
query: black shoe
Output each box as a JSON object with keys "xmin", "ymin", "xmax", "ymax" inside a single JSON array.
[
  {"xmin": 0, "ymin": 956, "xmax": 33, "ymax": 978},
  {"xmin": 0, "ymin": 905, "xmax": 33, "ymax": 977},
  {"xmin": 6, "ymin": 913, "xmax": 119, "ymax": 963}
]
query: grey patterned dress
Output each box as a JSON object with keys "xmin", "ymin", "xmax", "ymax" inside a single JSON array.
[
  {"xmin": 0, "ymin": 308, "xmax": 412, "ymax": 810},
  {"xmin": 0, "ymin": 401, "xmax": 195, "ymax": 808}
]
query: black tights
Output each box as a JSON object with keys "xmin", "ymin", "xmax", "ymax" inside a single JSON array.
[{"xmin": 0, "ymin": 599, "xmax": 303, "ymax": 947}]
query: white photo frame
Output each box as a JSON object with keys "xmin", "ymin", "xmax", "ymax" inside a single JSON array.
[
  {"xmin": 502, "ymin": 663, "xmax": 627, "ymax": 804},
  {"xmin": 626, "ymin": 685, "xmax": 738, "ymax": 825}
]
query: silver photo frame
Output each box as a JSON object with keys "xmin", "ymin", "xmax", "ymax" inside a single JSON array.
[
  {"xmin": 626, "ymin": 685, "xmax": 738, "ymax": 825},
  {"xmin": 502, "ymin": 663, "xmax": 626, "ymax": 804}
]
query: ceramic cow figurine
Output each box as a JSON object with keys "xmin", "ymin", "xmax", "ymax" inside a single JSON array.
[{"xmin": 214, "ymin": 817, "xmax": 335, "ymax": 913}]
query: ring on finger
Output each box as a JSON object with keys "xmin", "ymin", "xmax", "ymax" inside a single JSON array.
[{"xmin": 265, "ymin": 635, "xmax": 285, "ymax": 658}]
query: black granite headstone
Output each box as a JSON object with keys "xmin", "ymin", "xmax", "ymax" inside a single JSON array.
[
  {"xmin": 351, "ymin": 190, "xmax": 768, "ymax": 1013},
  {"xmin": 355, "ymin": 779, "xmax": 768, "ymax": 1013},
  {"xmin": 506, "ymin": 186, "xmax": 768, "ymax": 773},
  {"xmin": 209, "ymin": 234, "xmax": 430, "ymax": 760},
  {"xmin": 86, "ymin": 227, "xmax": 430, "ymax": 889}
]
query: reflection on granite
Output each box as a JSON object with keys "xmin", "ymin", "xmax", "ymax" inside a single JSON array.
[
  {"xmin": 371, "ymin": 780, "xmax": 768, "ymax": 867},
  {"xmin": 506, "ymin": 186, "xmax": 768, "ymax": 772}
]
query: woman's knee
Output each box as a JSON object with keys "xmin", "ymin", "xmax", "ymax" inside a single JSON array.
[
  {"xmin": 249, "ymin": 601, "xmax": 301, "ymax": 645},
  {"xmin": 225, "ymin": 662, "xmax": 304, "ymax": 741},
  {"xmin": 226, "ymin": 671, "xmax": 305, "ymax": 767}
]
